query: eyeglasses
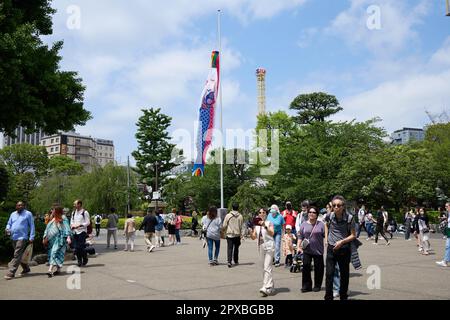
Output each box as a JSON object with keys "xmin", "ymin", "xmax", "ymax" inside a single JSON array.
[
  {"xmin": 332, "ymin": 204, "xmax": 343, "ymax": 208},
  {"xmin": 308, "ymin": 211, "xmax": 317, "ymax": 214}
]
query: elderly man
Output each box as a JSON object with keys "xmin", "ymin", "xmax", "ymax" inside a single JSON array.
[
  {"xmin": 324, "ymin": 195, "xmax": 356, "ymax": 300},
  {"xmin": 4, "ymin": 202, "xmax": 35, "ymax": 280}
]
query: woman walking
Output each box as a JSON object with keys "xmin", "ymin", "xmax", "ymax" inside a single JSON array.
[
  {"xmin": 123, "ymin": 214, "xmax": 136, "ymax": 252},
  {"xmin": 298, "ymin": 206, "xmax": 325, "ymax": 292},
  {"xmin": 418, "ymin": 208, "xmax": 431, "ymax": 255},
  {"xmin": 201, "ymin": 206, "xmax": 222, "ymax": 266},
  {"xmin": 250, "ymin": 208, "xmax": 275, "ymax": 297},
  {"xmin": 175, "ymin": 210, "xmax": 183, "ymax": 244},
  {"xmin": 166, "ymin": 209, "xmax": 177, "ymax": 245},
  {"xmin": 374, "ymin": 208, "xmax": 390, "ymax": 246},
  {"xmin": 191, "ymin": 211, "xmax": 199, "ymax": 237},
  {"xmin": 43, "ymin": 206, "xmax": 72, "ymax": 277},
  {"xmin": 404, "ymin": 209, "xmax": 413, "ymax": 241}
]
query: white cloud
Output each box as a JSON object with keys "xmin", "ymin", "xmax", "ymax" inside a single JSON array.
[
  {"xmin": 326, "ymin": 0, "xmax": 430, "ymax": 56},
  {"xmin": 337, "ymin": 37, "xmax": 450, "ymax": 132}
]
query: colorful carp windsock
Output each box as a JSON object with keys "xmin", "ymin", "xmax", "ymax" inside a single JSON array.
[{"xmin": 192, "ymin": 51, "xmax": 220, "ymax": 177}]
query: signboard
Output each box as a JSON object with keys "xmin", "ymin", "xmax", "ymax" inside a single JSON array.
[{"xmin": 152, "ymin": 191, "xmax": 161, "ymax": 200}]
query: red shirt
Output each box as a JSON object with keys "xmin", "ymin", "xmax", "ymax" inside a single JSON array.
[{"xmin": 282, "ymin": 209, "xmax": 298, "ymax": 229}]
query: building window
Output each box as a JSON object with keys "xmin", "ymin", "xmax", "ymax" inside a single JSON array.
[
  {"xmin": 56, "ymin": 138, "xmax": 59, "ymax": 143},
  {"xmin": 51, "ymin": 138, "xmax": 54, "ymax": 143},
  {"xmin": 42, "ymin": 140, "xmax": 46, "ymax": 145},
  {"xmin": 55, "ymin": 146, "xmax": 59, "ymax": 152},
  {"xmin": 110, "ymin": 154, "xmax": 112, "ymax": 158},
  {"xmin": 100, "ymin": 153, "xmax": 102, "ymax": 156},
  {"xmin": 50, "ymin": 147, "xmax": 54, "ymax": 152}
]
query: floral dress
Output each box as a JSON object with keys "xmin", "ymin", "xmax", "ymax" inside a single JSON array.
[{"xmin": 44, "ymin": 217, "xmax": 72, "ymax": 267}]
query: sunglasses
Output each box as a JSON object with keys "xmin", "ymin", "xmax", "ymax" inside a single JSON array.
[
  {"xmin": 308, "ymin": 211, "xmax": 317, "ymax": 214},
  {"xmin": 332, "ymin": 204, "xmax": 343, "ymax": 208}
]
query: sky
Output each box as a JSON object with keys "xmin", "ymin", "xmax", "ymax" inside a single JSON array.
[{"xmin": 24, "ymin": 0, "xmax": 450, "ymax": 164}]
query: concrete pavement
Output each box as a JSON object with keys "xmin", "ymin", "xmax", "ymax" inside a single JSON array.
[{"xmin": 0, "ymin": 231, "xmax": 449, "ymax": 300}]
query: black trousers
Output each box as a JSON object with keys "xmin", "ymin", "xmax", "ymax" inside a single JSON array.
[
  {"xmin": 285, "ymin": 254, "xmax": 293, "ymax": 266},
  {"xmin": 375, "ymin": 227, "xmax": 389, "ymax": 243},
  {"xmin": 95, "ymin": 224, "xmax": 100, "ymax": 237},
  {"xmin": 325, "ymin": 246, "xmax": 351, "ymax": 300},
  {"xmin": 226, "ymin": 237, "xmax": 241, "ymax": 264},
  {"xmin": 302, "ymin": 253, "xmax": 324, "ymax": 290},
  {"xmin": 73, "ymin": 232, "xmax": 88, "ymax": 264}
]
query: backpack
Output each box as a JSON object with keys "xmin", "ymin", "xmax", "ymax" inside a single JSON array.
[{"xmin": 96, "ymin": 215, "xmax": 101, "ymax": 224}]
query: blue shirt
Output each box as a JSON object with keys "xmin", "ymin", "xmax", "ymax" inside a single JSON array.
[
  {"xmin": 267, "ymin": 213, "xmax": 285, "ymax": 234},
  {"xmin": 6, "ymin": 210, "xmax": 35, "ymax": 241},
  {"xmin": 155, "ymin": 215, "xmax": 165, "ymax": 231}
]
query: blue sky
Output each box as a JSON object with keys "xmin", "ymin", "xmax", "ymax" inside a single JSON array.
[{"xmin": 32, "ymin": 0, "xmax": 450, "ymax": 164}]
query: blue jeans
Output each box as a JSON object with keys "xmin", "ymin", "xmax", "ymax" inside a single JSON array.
[
  {"xmin": 365, "ymin": 222, "xmax": 374, "ymax": 237},
  {"xmin": 207, "ymin": 238, "xmax": 220, "ymax": 262},
  {"xmin": 445, "ymin": 237, "xmax": 450, "ymax": 263},
  {"xmin": 274, "ymin": 232, "xmax": 282, "ymax": 263},
  {"xmin": 175, "ymin": 229, "xmax": 181, "ymax": 243},
  {"xmin": 333, "ymin": 262, "xmax": 340, "ymax": 292}
]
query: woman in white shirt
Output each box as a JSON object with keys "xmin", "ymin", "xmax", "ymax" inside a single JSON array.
[{"xmin": 251, "ymin": 208, "xmax": 275, "ymax": 297}]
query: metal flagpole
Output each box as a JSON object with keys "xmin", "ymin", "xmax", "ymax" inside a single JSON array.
[
  {"xmin": 127, "ymin": 156, "xmax": 131, "ymax": 217},
  {"xmin": 218, "ymin": 9, "xmax": 224, "ymax": 209}
]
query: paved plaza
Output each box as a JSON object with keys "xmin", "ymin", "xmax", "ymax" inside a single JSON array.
[{"xmin": 1, "ymin": 231, "xmax": 449, "ymax": 300}]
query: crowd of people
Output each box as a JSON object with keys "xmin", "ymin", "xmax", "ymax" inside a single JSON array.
[{"xmin": 3, "ymin": 198, "xmax": 450, "ymax": 300}]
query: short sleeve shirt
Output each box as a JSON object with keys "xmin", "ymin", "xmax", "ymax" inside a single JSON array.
[{"xmin": 324, "ymin": 212, "xmax": 355, "ymax": 247}]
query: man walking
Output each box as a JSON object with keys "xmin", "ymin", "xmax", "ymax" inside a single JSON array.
[
  {"xmin": 324, "ymin": 195, "xmax": 356, "ymax": 300},
  {"xmin": 140, "ymin": 210, "xmax": 158, "ymax": 252},
  {"xmin": 356, "ymin": 205, "xmax": 367, "ymax": 238},
  {"xmin": 94, "ymin": 213, "xmax": 102, "ymax": 237},
  {"xmin": 4, "ymin": 202, "xmax": 35, "ymax": 280},
  {"xmin": 70, "ymin": 200, "xmax": 90, "ymax": 267},
  {"xmin": 222, "ymin": 203, "xmax": 244, "ymax": 268},
  {"xmin": 106, "ymin": 208, "xmax": 119, "ymax": 249},
  {"xmin": 267, "ymin": 205, "xmax": 285, "ymax": 267}
]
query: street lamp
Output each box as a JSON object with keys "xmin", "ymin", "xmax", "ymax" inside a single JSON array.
[
  {"xmin": 146, "ymin": 161, "xmax": 160, "ymax": 213},
  {"xmin": 447, "ymin": 0, "xmax": 450, "ymax": 16}
]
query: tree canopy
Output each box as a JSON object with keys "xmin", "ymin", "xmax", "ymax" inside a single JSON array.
[{"xmin": 0, "ymin": 0, "xmax": 91, "ymax": 136}]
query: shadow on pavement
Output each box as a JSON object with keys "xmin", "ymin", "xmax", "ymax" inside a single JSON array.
[
  {"xmin": 350, "ymin": 273, "xmax": 363, "ymax": 278},
  {"xmin": 274, "ymin": 287, "xmax": 290, "ymax": 295}
]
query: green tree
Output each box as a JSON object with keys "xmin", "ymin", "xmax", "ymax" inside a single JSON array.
[
  {"xmin": 49, "ymin": 156, "xmax": 84, "ymax": 176},
  {"xmin": 0, "ymin": 165, "xmax": 9, "ymax": 202},
  {"xmin": 0, "ymin": 143, "xmax": 49, "ymax": 210},
  {"xmin": 0, "ymin": 143, "xmax": 48, "ymax": 176},
  {"xmin": 0, "ymin": 1, "xmax": 91, "ymax": 136},
  {"xmin": 290, "ymin": 92, "xmax": 343, "ymax": 124},
  {"xmin": 132, "ymin": 108, "xmax": 178, "ymax": 191}
]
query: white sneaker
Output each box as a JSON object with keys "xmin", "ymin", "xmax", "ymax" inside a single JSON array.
[
  {"xmin": 333, "ymin": 291, "xmax": 340, "ymax": 298},
  {"xmin": 418, "ymin": 248, "xmax": 423, "ymax": 252},
  {"xmin": 259, "ymin": 288, "xmax": 268, "ymax": 297},
  {"xmin": 386, "ymin": 242, "xmax": 391, "ymax": 246},
  {"xmin": 436, "ymin": 261, "xmax": 448, "ymax": 267},
  {"xmin": 149, "ymin": 245, "xmax": 155, "ymax": 252}
]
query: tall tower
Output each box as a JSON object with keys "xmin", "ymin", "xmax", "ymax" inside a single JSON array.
[{"xmin": 256, "ymin": 68, "xmax": 266, "ymax": 116}]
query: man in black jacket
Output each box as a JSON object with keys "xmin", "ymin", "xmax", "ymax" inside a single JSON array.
[{"xmin": 140, "ymin": 210, "xmax": 158, "ymax": 252}]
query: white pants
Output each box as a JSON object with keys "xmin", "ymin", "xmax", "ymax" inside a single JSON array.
[
  {"xmin": 145, "ymin": 232, "xmax": 155, "ymax": 248},
  {"xmin": 420, "ymin": 231, "xmax": 430, "ymax": 252},
  {"xmin": 125, "ymin": 232, "xmax": 136, "ymax": 250},
  {"xmin": 259, "ymin": 246, "xmax": 274, "ymax": 291},
  {"xmin": 155, "ymin": 230, "xmax": 163, "ymax": 246}
]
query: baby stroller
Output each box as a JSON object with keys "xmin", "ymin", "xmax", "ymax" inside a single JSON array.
[{"xmin": 290, "ymin": 252, "xmax": 303, "ymax": 273}]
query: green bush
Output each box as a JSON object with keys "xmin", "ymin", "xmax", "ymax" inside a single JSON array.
[
  {"xmin": 390, "ymin": 211, "xmax": 440, "ymax": 225},
  {"xmin": 100, "ymin": 217, "xmax": 144, "ymax": 230}
]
